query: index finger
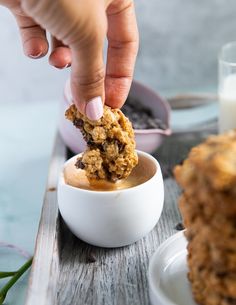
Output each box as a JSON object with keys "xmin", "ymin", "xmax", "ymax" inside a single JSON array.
[{"xmin": 105, "ymin": 0, "xmax": 139, "ymax": 108}]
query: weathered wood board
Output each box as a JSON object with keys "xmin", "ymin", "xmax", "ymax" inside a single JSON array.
[{"xmin": 25, "ymin": 129, "xmax": 215, "ymax": 305}]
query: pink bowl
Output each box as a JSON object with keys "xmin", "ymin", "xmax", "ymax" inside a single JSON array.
[{"xmin": 59, "ymin": 80, "xmax": 171, "ymax": 154}]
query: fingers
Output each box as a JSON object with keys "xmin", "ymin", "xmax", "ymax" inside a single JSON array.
[
  {"xmin": 14, "ymin": 14, "xmax": 48, "ymax": 58},
  {"xmin": 49, "ymin": 36, "xmax": 72, "ymax": 69},
  {"xmin": 106, "ymin": 0, "xmax": 139, "ymax": 108},
  {"xmin": 22, "ymin": 0, "xmax": 107, "ymax": 120},
  {"xmin": 70, "ymin": 33, "xmax": 105, "ymax": 120},
  {"xmin": 67, "ymin": 3, "xmax": 107, "ymax": 120}
]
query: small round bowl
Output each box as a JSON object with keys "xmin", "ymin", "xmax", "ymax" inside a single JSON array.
[
  {"xmin": 59, "ymin": 80, "xmax": 171, "ymax": 154},
  {"xmin": 57, "ymin": 150, "xmax": 164, "ymax": 248}
]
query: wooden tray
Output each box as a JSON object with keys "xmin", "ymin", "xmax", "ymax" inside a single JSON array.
[{"xmin": 25, "ymin": 130, "xmax": 214, "ymax": 305}]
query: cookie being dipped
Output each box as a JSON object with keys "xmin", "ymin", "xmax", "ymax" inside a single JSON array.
[{"xmin": 66, "ymin": 104, "xmax": 138, "ymax": 182}]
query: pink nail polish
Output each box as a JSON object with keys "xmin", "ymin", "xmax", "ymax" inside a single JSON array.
[
  {"xmin": 85, "ymin": 97, "xmax": 103, "ymax": 121},
  {"xmin": 55, "ymin": 63, "xmax": 71, "ymax": 69},
  {"xmin": 63, "ymin": 63, "xmax": 71, "ymax": 69},
  {"xmin": 29, "ymin": 52, "xmax": 42, "ymax": 59}
]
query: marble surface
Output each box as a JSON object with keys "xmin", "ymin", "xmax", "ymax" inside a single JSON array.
[
  {"xmin": 0, "ymin": 1, "xmax": 235, "ymax": 304},
  {"xmin": 0, "ymin": 102, "xmax": 58, "ymax": 305}
]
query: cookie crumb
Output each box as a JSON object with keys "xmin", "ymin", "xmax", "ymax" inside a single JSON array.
[
  {"xmin": 48, "ymin": 187, "xmax": 56, "ymax": 192},
  {"xmin": 175, "ymin": 222, "xmax": 185, "ymax": 231},
  {"xmin": 86, "ymin": 253, "xmax": 97, "ymax": 263}
]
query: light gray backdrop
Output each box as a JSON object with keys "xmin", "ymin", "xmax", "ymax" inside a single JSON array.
[{"xmin": 0, "ymin": 0, "xmax": 236, "ymax": 103}]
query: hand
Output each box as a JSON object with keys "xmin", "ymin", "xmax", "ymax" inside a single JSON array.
[{"xmin": 0, "ymin": 0, "xmax": 139, "ymax": 120}]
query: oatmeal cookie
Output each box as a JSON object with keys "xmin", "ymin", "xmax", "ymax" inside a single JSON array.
[
  {"xmin": 174, "ymin": 130, "xmax": 236, "ymax": 192},
  {"xmin": 66, "ymin": 104, "xmax": 138, "ymax": 181},
  {"xmin": 174, "ymin": 130, "xmax": 236, "ymax": 305}
]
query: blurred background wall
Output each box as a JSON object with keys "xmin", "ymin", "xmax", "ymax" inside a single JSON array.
[{"xmin": 0, "ymin": 0, "xmax": 236, "ymax": 104}]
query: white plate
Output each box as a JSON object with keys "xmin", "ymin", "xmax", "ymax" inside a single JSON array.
[
  {"xmin": 171, "ymin": 103, "xmax": 218, "ymax": 134},
  {"xmin": 148, "ymin": 231, "xmax": 197, "ymax": 305}
]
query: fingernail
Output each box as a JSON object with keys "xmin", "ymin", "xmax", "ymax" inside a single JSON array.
[
  {"xmin": 54, "ymin": 63, "xmax": 71, "ymax": 69},
  {"xmin": 85, "ymin": 97, "xmax": 103, "ymax": 121},
  {"xmin": 29, "ymin": 52, "xmax": 42, "ymax": 59},
  {"xmin": 63, "ymin": 63, "xmax": 71, "ymax": 69}
]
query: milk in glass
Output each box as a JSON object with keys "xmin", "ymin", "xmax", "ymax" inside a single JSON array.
[
  {"xmin": 218, "ymin": 42, "xmax": 236, "ymax": 133},
  {"xmin": 219, "ymin": 74, "xmax": 236, "ymax": 133}
]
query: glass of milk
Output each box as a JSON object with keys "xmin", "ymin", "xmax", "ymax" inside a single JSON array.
[{"xmin": 219, "ymin": 42, "xmax": 236, "ymax": 133}]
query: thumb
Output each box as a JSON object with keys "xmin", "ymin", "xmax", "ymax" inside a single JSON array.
[{"xmin": 70, "ymin": 31, "xmax": 105, "ymax": 121}]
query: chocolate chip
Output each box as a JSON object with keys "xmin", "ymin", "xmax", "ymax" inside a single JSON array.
[
  {"xmin": 116, "ymin": 140, "xmax": 125, "ymax": 152},
  {"xmin": 175, "ymin": 222, "xmax": 185, "ymax": 231},
  {"xmin": 87, "ymin": 140, "xmax": 95, "ymax": 146},
  {"xmin": 86, "ymin": 252, "xmax": 97, "ymax": 263},
  {"xmin": 73, "ymin": 118, "xmax": 84, "ymax": 128},
  {"xmin": 75, "ymin": 158, "xmax": 85, "ymax": 169},
  {"xmin": 197, "ymin": 265, "xmax": 204, "ymax": 272},
  {"xmin": 79, "ymin": 128, "xmax": 92, "ymax": 145},
  {"xmin": 122, "ymin": 97, "xmax": 167, "ymax": 130},
  {"xmin": 215, "ymin": 271, "xmax": 227, "ymax": 277},
  {"xmin": 224, "ymin": 297, "xmax": 236, "ymax": 304},
  {"xmin": 84, "ymin": 134, "xmax": 91, "ymax": 142}
]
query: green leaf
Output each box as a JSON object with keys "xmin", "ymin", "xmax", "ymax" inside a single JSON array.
[
  {"xmin": 0, "ymin": 271, "xmax": 17, "ymax": 279},
  {"xmin": 0, "ymin": 293, "xmax": 6, "ymax": 305},
  {"xmin": 0, "ymin": 257, "xmax": 33, "ymax": 304}
]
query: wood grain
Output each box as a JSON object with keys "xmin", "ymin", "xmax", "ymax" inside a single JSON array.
[
  {"xmin": 25, "ymin": 133, "xmax": 66, "ymax": 305},
  {"xmin": 25, "ymin": 130, "xmax": 215, "ymax": 305},
  {"xmin": 56, "ymin": 177, "xmax": 181, "ymax": 305}
]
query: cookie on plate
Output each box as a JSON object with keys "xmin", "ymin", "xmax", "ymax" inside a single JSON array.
[{"xmin": 174, "ymin": 130, "xmax": 236, "ymax": 305}]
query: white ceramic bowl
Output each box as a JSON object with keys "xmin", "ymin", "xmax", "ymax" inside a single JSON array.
[
  {"xmin": 59, "ymin": 80, "xmax": 171, "ymax": 154},
  {"xmin": 57, "ymin": 150, "xmax": 164, "ymax": 248}
]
